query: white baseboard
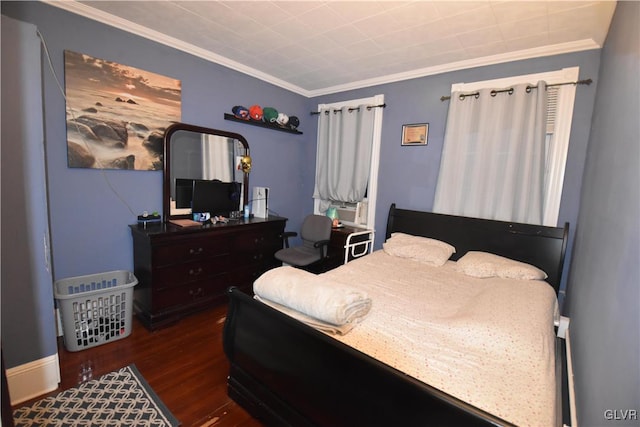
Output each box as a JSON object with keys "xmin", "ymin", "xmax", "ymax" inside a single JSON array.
[
  {"xmin": 556, "ymin": 315, "xmax": 570, "ymax": 339},
  {"xmin": 557, "ymin": 316, "xmax": 578, "ymax": 427},
  {"xmin": 565, "ymin": 327, "xmax": 578, "ymax": 427},
  {"xmin": 6, "ymin": 353, "xmax": 61, "ymax": 405},
  {"xmin": 56, "ymin": 307, "xmax": 63, "ymax": 337}
]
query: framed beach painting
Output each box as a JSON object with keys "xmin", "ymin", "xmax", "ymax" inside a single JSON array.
[{"xmin": 64, "ymin": 50, "xmax": 181, "ymax": 170}]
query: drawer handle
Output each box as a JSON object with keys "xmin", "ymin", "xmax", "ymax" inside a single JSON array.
[
  {"xmin": 189, "ymin": 267, "xmax": 203, "ymax": 276},
  {"xmin": 189, "ymin": 287, "xmax": 203, "ymax": 298},
  {"xmin": 189, "ymin": 247, "xmax": 204, "ymax": 255}
]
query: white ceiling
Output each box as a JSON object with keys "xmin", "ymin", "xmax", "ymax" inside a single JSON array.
[{"xmin": 47, "ymin": 1, "xmax": 616, "ymax": 97}]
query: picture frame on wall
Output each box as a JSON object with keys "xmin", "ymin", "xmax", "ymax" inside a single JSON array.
[
  {"xmin": 64, "ymin": 50, "xmax": 182, "ymax": 171},
  {"xmin": 401, "ymin": 123, "xmax": 428, "ymax": 146}
]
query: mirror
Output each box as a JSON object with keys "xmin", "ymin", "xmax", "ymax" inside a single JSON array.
[{"xmin": 163, "ymin": 123, "xmax": 250, "ymax": 221}]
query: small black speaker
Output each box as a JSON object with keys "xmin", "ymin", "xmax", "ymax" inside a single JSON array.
[{"xmin": 229, "ymin": 181, "xmax": 241, "ymax": 202}]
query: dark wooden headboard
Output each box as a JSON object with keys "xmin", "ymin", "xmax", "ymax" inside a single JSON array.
[{"xmin": 385, "ymin": 204, "xmax": 569, "ymax": 294}]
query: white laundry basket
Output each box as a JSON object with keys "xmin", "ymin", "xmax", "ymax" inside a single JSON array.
[{"xmin": 54, "ymin": 270, "xmax": 137, "ymax": 352}]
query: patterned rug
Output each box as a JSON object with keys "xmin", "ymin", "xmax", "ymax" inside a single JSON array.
[{"xmin": 13, "ymin": 364, "xmax": 180, "ymax": 426}]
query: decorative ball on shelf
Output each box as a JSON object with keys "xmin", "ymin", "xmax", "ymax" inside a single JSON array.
[
  {"xmin": 276, "ymin": 113, "xmax": 289, "ymax": 126},
  {"xmin": 232, "ymin": 105, "xmax": 250, "ymax": 120},
  {"xmin": 288, "ymin": 116, "xmax": 300, "ymax": 130},
  {"xmin": 249, "ymin": 105, "xmax": 263, "ymax": 121},
  {"xmin": 262, "ymin": 107, "xmax": 278, "ymax": 123}
]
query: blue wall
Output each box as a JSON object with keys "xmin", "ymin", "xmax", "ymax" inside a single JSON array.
[
  {"xmin": 565, "ymin": 2, "xmax": 640, "ymax": 424},
  {"xmin": 2, "ymin": 0, "xmax": 603, "ymax": 371},
  {"xmin": 310, "ymin": 50, "xmax": 601, "ymax": 305},
  {"xmin": 2, "ymin": 2, "xmax": 601, "ymax": 288},
  {"xmin": 1, "ymin": 14, "xmax": 58, "ymax": 369},
  {"xmin": 311, "ymin": 51, "xmax": 600, "ymax": 228},
  {"xmin": 1, "ymin": 1, "xmax": 314, "ymax": 289}
]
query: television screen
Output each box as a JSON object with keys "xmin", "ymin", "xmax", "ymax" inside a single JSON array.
[{"xmin": 191, "ymin": 180, "xmax": 240, "ymax": 216}]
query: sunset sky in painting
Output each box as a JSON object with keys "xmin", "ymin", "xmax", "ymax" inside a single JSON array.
[{"xmin": 64, "ymin": 50, "xmax": 181, "ymax": 107}]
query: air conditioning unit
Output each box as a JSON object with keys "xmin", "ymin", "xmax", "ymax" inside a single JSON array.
[
  {"xmin": 334, "ymin": 200, "xmax": 368, "ymax": 226},
  {"xmin": 336, "ymin": 206, "xmax": 357, "ymax": 223}
]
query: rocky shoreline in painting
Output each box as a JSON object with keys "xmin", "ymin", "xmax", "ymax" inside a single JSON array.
[{"xmin": 66, "ymin": 99, "xmax": 169, "ymax": 171}]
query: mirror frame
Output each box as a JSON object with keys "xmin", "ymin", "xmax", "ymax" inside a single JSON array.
[{"xmin": 163, "ymin": 123, "xmax": 250, "ymax": 221}]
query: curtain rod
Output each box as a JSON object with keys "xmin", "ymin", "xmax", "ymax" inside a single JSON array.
[
  {"xmin": 439, "ymin": 78, "xmax": 592, "ymax": 102},
  {"xmin": 310, "ymin": 103, "xmax": 387, "ymax": 115}
]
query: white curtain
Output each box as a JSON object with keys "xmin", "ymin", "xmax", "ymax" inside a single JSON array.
[
  {"xmin": 313, "ymin": 105, "xmax": 375, "ymax": 212},
  {"xmin": 201, "ymin": 134, "xmax": 233, "ymax": 181},
  {"xmin": 433, "ymin": 81, "xmax": 548, "ymax": 225}
]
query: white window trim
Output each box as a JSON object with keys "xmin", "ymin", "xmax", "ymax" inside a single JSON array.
[
  {"xmin": 450, "ymin": 67, "xmax": 578, "ymax": 227},
  {"xmin": 313, "ymin": 94, "xmax": 384, "ymax": 231}
]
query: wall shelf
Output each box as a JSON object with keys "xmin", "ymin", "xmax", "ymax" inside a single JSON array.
[{"xmin": 224, "ymin": 113, "xmax": 303, "ymax": 135}]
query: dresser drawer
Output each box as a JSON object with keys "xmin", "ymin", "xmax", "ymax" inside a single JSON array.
[
  {"xmin": 230, "ymin": 249, "xmax": 274, "ymax": 266},
  {"xmin": 151, "ymin": 274, "xmax": 229, "ymax": 310},
  {"xmin": 227, "ymin": 261, "xmax": 281, "ymax": 293},
  {"xmin": 153, "ymin": 254, "xmax": 231, "ymax": 289},
  {"xmin": 153, "ymin": 236, "xmax": 232, "ymax": 266},
  {"xmin": 234, "ymin": 228, "xmax": 282, "ymax": 253}
]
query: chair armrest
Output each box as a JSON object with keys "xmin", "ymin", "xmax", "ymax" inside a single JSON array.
[
  {"xmin": 314, "ymin": 239, "xmax": 331, "ymax": 258},
  {"xmin": 313, "ymin": 239, "xmax": 331, "ymax": 249},
  {"xmin": 280, "ymin": 231, "xmax": 298, "ymax": 248}
]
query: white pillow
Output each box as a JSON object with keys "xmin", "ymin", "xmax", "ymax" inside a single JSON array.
[
  {"xmin": 383, "ymin": 233, "xmax": 455, "ymax": 266},
  {"xmin": 455, "ymin": 251, "xmax": 548, "ymax": 280}
]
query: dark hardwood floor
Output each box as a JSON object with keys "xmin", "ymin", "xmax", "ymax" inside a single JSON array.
[{"xmin": 12, "ymin": 304, "xmax": 263, "ymax": 427}]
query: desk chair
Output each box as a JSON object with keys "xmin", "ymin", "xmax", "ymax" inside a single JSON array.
[{"xmin": 275, "ymin": 215, "xmax": 332, "ymax": 271}]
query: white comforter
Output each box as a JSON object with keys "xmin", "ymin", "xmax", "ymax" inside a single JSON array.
[{"xmin": 318, "ymin": 250, "xmax": 559, "ymax": 427}]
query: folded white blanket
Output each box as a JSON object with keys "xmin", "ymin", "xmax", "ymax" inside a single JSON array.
[
  {"xmin": 253, "ymin": 266, "xmax": 372, "ymax": 329},
  {"xmin": 255, "ymin": 296, "xmax": 357, "ymax": 335}
]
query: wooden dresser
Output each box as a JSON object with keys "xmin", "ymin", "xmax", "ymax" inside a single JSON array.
[{"xmin": 129, "ymin": 216, "xmax": 286, "ymax": 330}]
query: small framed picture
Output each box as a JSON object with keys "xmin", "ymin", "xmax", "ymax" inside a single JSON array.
[{"xmin": 401, "ymin": 123, "xmax": 429, "ymax": 146}]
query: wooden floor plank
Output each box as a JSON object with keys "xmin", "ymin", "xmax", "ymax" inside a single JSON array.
[{"xmin": 12, "ymin": 305, "xmax": 263, "ymax": 427}]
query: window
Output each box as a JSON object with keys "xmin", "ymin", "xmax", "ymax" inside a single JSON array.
[
  {"xmin": 445, "ymin": 67, "xmax": 578, "ymax": 226},
  {"xmin": 313, "ymin": 94, "xmax": 384, "ymax": 230}
]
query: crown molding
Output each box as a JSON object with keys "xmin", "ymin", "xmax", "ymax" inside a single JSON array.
[
  {"xmin": 43, "ymin": 0, "xmax": 308, "ymax": 96},
  {"xmin": 44, "ymin": 1, "xmax": 600, "ymax": 99},
  {"xmin": 306, "ymin": 39, "xmax": 600, "ymax": 97}
]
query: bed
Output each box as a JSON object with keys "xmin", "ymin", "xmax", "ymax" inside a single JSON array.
[{"xmin": 223, "ymin": 204, "xmax": 569, "ymax": 426}]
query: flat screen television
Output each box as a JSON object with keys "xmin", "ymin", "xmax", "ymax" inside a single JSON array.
[{"xmin": 191, "ymin": 180, "xmax": 241, "ymax": 217}]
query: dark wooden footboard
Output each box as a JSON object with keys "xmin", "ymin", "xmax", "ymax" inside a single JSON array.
[{"xmin": 223, "ymin": 287, "xmax": 515, "ymax": 427}]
